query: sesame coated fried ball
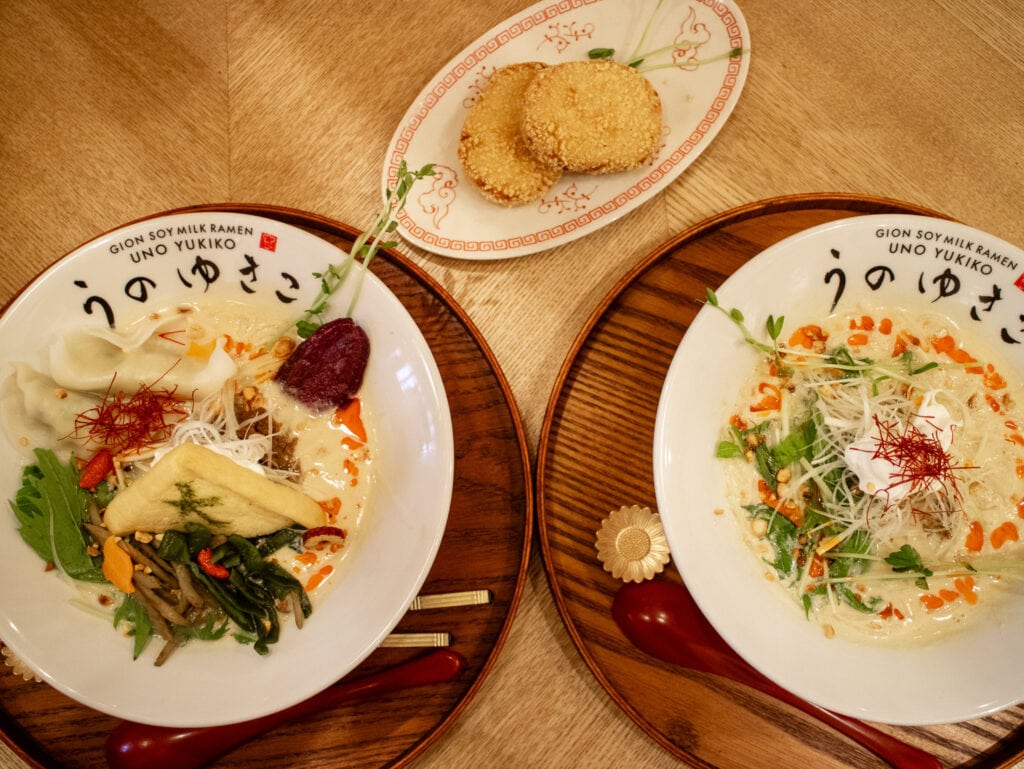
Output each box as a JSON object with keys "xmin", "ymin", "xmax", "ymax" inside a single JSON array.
[
  {"xmin": 457, "ymin": 62, "xmax": 563, "ymax": 207},
  {"xmin": 520, "ymin": 60, "xmax": 663, "ymax": 174}
]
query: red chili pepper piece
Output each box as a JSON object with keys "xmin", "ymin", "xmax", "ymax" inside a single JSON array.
[
  {"xmin": 197, "ymin": 548, "xmax": 230, "ymax": 579},
  {"xmin": 79, "ymin": 449, "xmax": 114, "ymax": 489}
]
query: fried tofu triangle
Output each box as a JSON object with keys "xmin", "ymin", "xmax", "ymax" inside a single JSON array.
[
  {"xmin": 521, "ymin": 60, "xmax": 663, "ymax": 174},
  {"xmin": 104, "ymin": 443, "xmax": 325, "ymax": 537},
  {"xmin": 457, "ymin": 62, "xmax": 562, "ymax": 206}
]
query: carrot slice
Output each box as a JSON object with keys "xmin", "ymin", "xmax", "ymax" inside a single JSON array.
[
  {"xmin": 954, "ymin": 576, "xmax": 978, "ymax": 605},
  {"xmin": 965, "ymin": 520, "xmax": 984, "ymax": 552},
  {"xmin": 990, "ymin": 521, "xmax": 1019, "ymax": 549},
  {"xmin": 333, "ymin": 397, "xmax": 367, "ymax": 447},
  {"xmin": 788, "ymin": 325, "xmax": 827, "ymax": 349},
  {"xmin": 102, "ymin": 537, "xmax": 135, "ymax": 594}
]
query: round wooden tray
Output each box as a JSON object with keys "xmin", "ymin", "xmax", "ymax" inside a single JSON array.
[
  {"xmin": 537, "ymin": 193, "xmax": 1024, "ymax": 769},
  {"xmin": 0, "ymin": 205, "xmax": 532, "ymax": 769}
]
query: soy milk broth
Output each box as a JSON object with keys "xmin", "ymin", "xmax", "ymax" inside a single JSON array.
[{"xmin": 720, "ymin": 304, "xmax": 1024, "ymax": 646}]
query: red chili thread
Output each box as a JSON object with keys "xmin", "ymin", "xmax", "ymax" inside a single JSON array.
[
  {"xmin": 72, "ymin": 371, "xmax": 191, "ymax": 456},
  {"xmin": 867, "ymin": 414, "xmax": 963, "ymax": 507},
  {"xmin": 157, "ymin": 329, "xmax": 188, "ymax": 346}
]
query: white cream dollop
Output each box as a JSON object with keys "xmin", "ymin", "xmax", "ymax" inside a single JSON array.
[
  {"xmin": 911, "ymin": 390, "xmax": 958, "ymax": 451},
  {"xmin": 843, "ymin": 390, "xmax": 959, "ymax": 502}
]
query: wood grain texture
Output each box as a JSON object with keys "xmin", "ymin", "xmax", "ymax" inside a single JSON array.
[
  {"xmin": 1, "ymin": 1, "xmax": 1023, "ymax": 767},
  {"xmin": 0, "ymin": 207, "xmax": 532, "ymax": 769},
  {"xmin": 538, "ymin": 195, "xmax": 1024, "ymax": 769}
]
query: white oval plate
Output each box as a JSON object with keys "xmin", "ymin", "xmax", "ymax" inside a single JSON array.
[
  {"xmin": 654, "ymin": 214, "xmax": 1024, "ymax": 725},
  {"xmin": 0, "ymin": 212, "xmax": 454, "ymax": 727},
  {"xmin": 384, "ymin": 0, "xmax": 750, "ymax": 259}
]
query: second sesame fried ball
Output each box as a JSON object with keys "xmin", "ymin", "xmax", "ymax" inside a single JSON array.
[{"xmin": 520, "ymin": 60, "xmax": 663, "ymax": 174}]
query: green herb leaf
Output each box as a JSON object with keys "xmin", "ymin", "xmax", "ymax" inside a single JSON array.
[
  {"xmin": 747, "ymin": 503, "xmax": 797, "ymax": 578},
  {"xmin": 715, "ymin": 440, "xmax": 744, "ymax": 459},
  {"xmin": 884, "ymin": 544, "xmax": 926, "ymax": 572},
  {"xmin": 773, "ymin": 419, "xmax": 816, "ymax": 468},
  {"xmin": 11, "ymin": 449, "xmax": 104, "ymax": 582},
  {"xmin": 753, "ymin": 441, "xmax": 779, "ymax": 491},
  {"xmin": 156, "ymin": 529, "xmax": 191, "ymax": 564},
  {"xmin": 11, "ymin": 463, "xmax": 49, "ymax": 563},
  {"xmin": 256, "ymin": 527, "xmax": 304, "ymax": 557},
  {"xmin": 828, "ymin": 529, "xmax": 879, "ymax": 605},
  {"xmin": 884, "ymin": 544, "xmax": 934, "ymax": 588},
  {"xmin": 827, "ymin": 347, "xmax": 871, "ymax": 374},
  {"xmin": 295, "ymin": 320, "xmax": 320, "ymax": 340},
  {"xmin": 178, "ymin": 614, "xmax": 230, "ymax": 642},
  {"xmin": 834, "ymin": 584, "xmax": 883, "ymax": 613},
  {"xmin": 705, "ymin": 291, "xmax": 783, "ymax": 362},
  {"xmin": 113, "ymin": 595, "xmax": 154, "ymax": 660}
]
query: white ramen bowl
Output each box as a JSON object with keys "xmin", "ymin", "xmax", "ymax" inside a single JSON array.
[
  {"xmin": 0, "ymin": 212, "xmax": 454, "ymax": 727},
  {"xmin": 654, "ymin": 214, "xmax": 1024, "ymax": 724}
]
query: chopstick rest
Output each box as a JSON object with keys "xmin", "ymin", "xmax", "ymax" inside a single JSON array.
[
  {"xmin": 380, "ymin": 589, "xmax": 494, "ymax": 647},
  {"xmin": 380, "ymin": 632, "xmax": 453, "ymax": 648},
  {"xmin": 408, "ymin": 589, "xmax": 493, "ymax": 610}
]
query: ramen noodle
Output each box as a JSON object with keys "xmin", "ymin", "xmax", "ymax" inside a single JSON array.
[{"xmin": 716, "ymin": 303, "xmax": 1024, "ymax": 644}]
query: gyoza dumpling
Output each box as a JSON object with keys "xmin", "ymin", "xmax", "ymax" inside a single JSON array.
[
  {"xmin": 48, "ymin": 313, "xmax": 236, "ymax": 400},
  {"xmin": 0, "ymin": 363, "xmax": 99, "ymax": 456}
]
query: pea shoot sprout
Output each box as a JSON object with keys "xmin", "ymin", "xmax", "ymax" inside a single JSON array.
[
  {"xmin": 706, "ymin": 288, "xmax": 785, "ymax": 366},
  {"xmin": 587, "ymin": 0, "xmax": 745, "ymax": 71},
  {"xmin": 295, "ymin": 161, "xmax": 435, "ymax": 338}
]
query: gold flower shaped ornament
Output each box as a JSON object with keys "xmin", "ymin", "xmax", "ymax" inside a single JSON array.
[{"xmin": 595, "ymin": 505, "xmax": 671, "ymax": 582}]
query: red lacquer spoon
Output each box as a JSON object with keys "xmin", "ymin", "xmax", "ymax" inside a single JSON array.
[
  {"xmin": 105, "ymin": 648, "xmax": 466, "ymax": 769},
  {"xmin": 612, "ymin": 580, "xmax": 941, "ymax": 769}
]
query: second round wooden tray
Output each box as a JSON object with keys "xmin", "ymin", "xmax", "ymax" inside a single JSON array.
[{"xmin": 537, "ymin": 193, "xmax": 1024, "ymax": 769}]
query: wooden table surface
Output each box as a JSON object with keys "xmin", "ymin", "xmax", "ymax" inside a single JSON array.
[{"xmin": 1, "ymin": 1, "xmax": 1023, "ymax": 768}]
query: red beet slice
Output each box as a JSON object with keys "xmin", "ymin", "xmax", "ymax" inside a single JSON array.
[{"xmin": 276, "ymin": 318, "xmax": 369, "ymax": 411}]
